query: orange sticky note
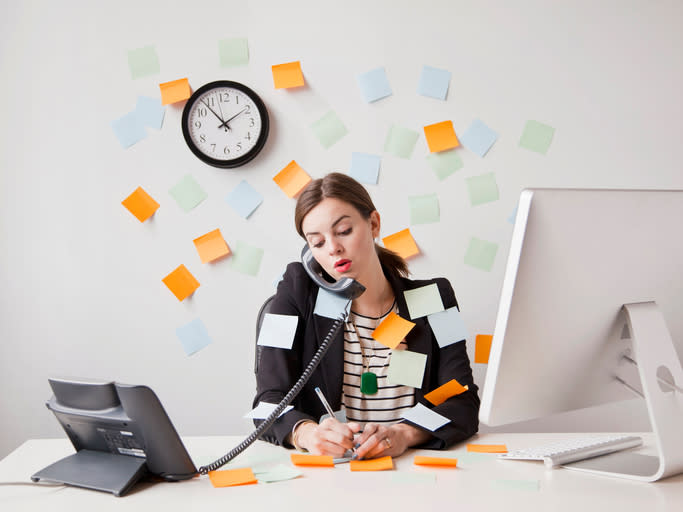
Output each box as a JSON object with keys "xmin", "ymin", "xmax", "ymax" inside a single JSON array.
[
  {"xmin": 121, "ymin": 186, "xmax": 159, "ymax": 222},
  {"xmin": 414, "ymin": 455, "xmax": 458, "ymax": 467},
  {"xmin": 424, "ymin": 379, "xmax": 469, "ymax": 406},
  {"xmin": 273, "ymin": 160, "xmax": 311, "ymax": 198},
  {"xmin": 423, "ymin": 120, "xmax": 460, "ymax": 153},
  {"xmin": 290, "ymin": 453, "xmax": 335, "ymax": 467},
  {"xmin": 193, "ymin": 229, "xmax": 231, "ymax": 263},
  {"xmin": 162, "ymin": 264, "xmax": 200, "ymax": 301},
  {"xmin": 272, "ymin": 61, "xmax": 305, "ymax": 89},
  {"xmin": 467, "ymin": 444, "xmax": 507, "ymax": 453},
  {"xmin": 382, "ymin": 228, "xmax": 420, "ymax": 259},
  {"xmin": 474, "ymin": 334, "xmax": 493, "ymax": 364},
  {"xmin": 208, "ymin": 467, "xmax": 257, "ymax": 487},
  {"xmin": 349, "ymin": 456, "xmax": 394, "ymax": 471},
  {"xmin": 159, "ymin": 78, "xmax": 191, "ymax": 105},
  {"xmin": 372, "ymin": 312, "xmax": 415, "ymax": 349}
]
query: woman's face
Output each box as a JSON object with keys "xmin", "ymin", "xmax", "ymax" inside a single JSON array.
[{"xmin": 301, "ymin": 197, "xmax": 380, "ymax": 283}]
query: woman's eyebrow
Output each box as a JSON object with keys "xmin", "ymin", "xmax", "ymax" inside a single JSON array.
[{"xmin": 305, "ymin": 215, "xmax": 351, "ymax": 237}]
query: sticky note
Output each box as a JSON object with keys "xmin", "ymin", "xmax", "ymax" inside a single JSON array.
[
  {"xmin": 404, "ymin": 283, "xmax": 444, "ymax": 320},
  {"xmin": 414, "ymin": 455, "xmax": 458, "ymax": 467},
  {"xmin": 466, "ymin": 172, "xmax": 499, "ymax": 206},
  {"xmin": 417, "ymin": 65, "xmax": 451, "ymax": 100},
  {"xmin": 427, "ymin": 150, "xmax": 463, "ymax": 181},
  {"xmin": 272, "ymin": 61, "xmax": 304, "ymax": 89},
  {"xmin": 225, "ymin": 180, "xmax": 263, "ymax": 219},
  {"xmin": 464, "ymin": 237, "xmax": 498, "ymax": 272},
  {"xmin": 372, "ymin": 312, "xmax": 416, "ymax": 349},
  {"xmin": 257, "ymin": 313, "xmax": 298, "ymax": 349},
  {"xmin": 273, "ymin": 160, "xmax": 311, "ymax": 198},
  {"xmin": 290, "ymin": 453, "xmax": 334, "ymax": 467},
  {"xmin": 256, "ymin": 464, "xmax": 302, "ymax": 483},
  {"xmin": 162, "ymin": 264, "xmax": 200, "ymax": 301},
  {"xmin": 311, "ymin": 110, "xmax": 348, "ymax": 149},
  {"xmin": 193, "ymin": 229, "xmax": 230, "ymax": 263},
  {"xmin": 127, "ymin": 45, "xmax": 160, "ymax": 79},
  {"xmin": 424, "ymin": 379, "xmax": 469, "ymax": 406},
  {"xmin": 111, "ymin": 111, "xmax": 146, "ymax": 149},
  {"xmin": 230, "ymin": 240, "xmax": 264, "ymax": 276},
  {"xmin": 467, "ymin": 444, "xmax": 507, "ymax": 453},
  {"xmin": 427, "ymin": 306, "xmax": 468, "ymax": 348},
  {"xmin": 176, "ymin": 318, "xmax": 212, "ymax": 356},
  {"xmin": 387, "ymin": 349, "xmax": 427, "ymax": 388},
  {"xmin": 135, "ymin": 96, "xmax": 165, "ymax": 130},
  {"xmin": 423, "ymin": 121, "xmax": 460, "ymax": 153},
  {"xmin": 384, "ymin": 125, "xmax": 419, "ymax": 159},
  {"xmin": 519, "ymin": 120, "xmax": 555, "ymax": 154},
  {"xmin": 460, "ymin": 119, "xmax": 498, "ymax": 157},
  {"xmin": 159, "ymin": 78, "xmax": 191, "ymax": 105},
  {"xmin": 219, "ymin": 37, "xmax": 249, "ymax": 67},
  {"xmin": 507, "ymin": 206, "xmax": 518, "ymax": 225},
  {"xmin": 382, "ymin": 229, "xmax": 420, "ymax": 259},
  {"xmin": 349, "ymin": 456, "xmax": 393, "ymax": 471},
  {"xmin": 474, "ymin": 334, "xmax": 493, "ymax": 364},
  {"xmin": 314, "ymin": 287, "xmax": 350, "ymax": 319},
  {"xmin": 121, "ymin": 186, "xmax": 159, "ymax": 222},
  {"xmin": 356, "ymin": 67, "xmax": 392, "ymax": 103},
  {"xmin": 244, "ymin": 402, "xmax": 293, "ymax": 419},
  {"xmin": 349, "ymin": 152, "xmax": 381, "ymax": 184},
  {"xmin": 401, "ymin": 403, "xmax": 450, "ymax": 431},
  {"xmin": 208, "ymin": 467, "xmax": 257, "ymax": 487},
  {"xmin": 492, "ymin": 479, "xmax": 540, "ymax": 491},
  {"xmin": 169, "ymin": 174, "xmax": 207, "ymax": 212},
  {"xmin": 409, "ymin": 194, "xmax": 440, "ymax": 225}
]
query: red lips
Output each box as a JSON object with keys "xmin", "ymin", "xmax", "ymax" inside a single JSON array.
[{"xmin": 334, "ymin": 259, "xmax": 352, "ymax": 272}]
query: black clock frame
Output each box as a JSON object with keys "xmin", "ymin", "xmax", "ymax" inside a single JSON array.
[{"xmin": 181, "ymin": 80, "xmax": 270, "ymax": 169}]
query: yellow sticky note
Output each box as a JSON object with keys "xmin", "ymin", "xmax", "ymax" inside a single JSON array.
[
  {"xmin": 423, "ymin": 120, "xmax": 460, "ymax": 153},
  {"xmin": 382, "ymin": 228, "xmax": 420, "ymax": 259},
  {"xmin": 424, "ymin": 379, "xmax": 469, "ymax": 406},
  {"xmin": 413, "ymin": 455, "xmax": 458, "ymax": 467},
  {"xmin": 467, "ymin": 444, "xmax": 507, "ymax": 453},
  {"xmin": 372, "ymin": 312, "xmax": 415, "ymax": 349},
  {"xmin": 208, "ymin": 467, "xmax": 257, "ymax": 487},
  {"xmin": 272, "ymin": 61, "xmax": 305, "ymax": 89},
  {"xmin": 121, "ymin": 186, "xmax": 159, "ymax": 222},
  {"xmin": 474, "ymin": 334, "xmax": 493, "ymax": 364},
  {"xmin": 159, "ymin": 78, "xmax": 191, "ymax": 105},
  {"xmin": 193, "ymin": 229, "xmax": 231, "ymax": 264},
  {"xmin": 273, "ymin": 160, "xmax": 311, "ymax": 198},
  {"xmin": 290, "ymin": 453, "xmax": 334, "ymax": 467},
  {"xmin": 162, "ymin": 264, "xmax": 200, "ymax": 301},
  {"xmin": 350, "ymin": 456, "xmax": 394, "ymax": 472}
]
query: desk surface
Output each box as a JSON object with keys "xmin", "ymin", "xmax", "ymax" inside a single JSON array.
[{"xmin": 1, "ymin": 433, "xmax": 681, "ymax": 511}]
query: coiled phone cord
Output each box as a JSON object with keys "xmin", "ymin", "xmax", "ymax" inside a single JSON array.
[{"xmin": 197, "ymin": 306, "xmax": 350, "ymax": 475}]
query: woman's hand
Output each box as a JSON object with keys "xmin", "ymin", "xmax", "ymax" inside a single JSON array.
[
  {"xmin": 354, "ymin": 422, "xmax": 431, "ymax": 460},
  {"xmin": 297, "ymin": 418, "xmax": 361, "ymax": 458}
]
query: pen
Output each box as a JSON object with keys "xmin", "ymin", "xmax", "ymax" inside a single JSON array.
[{"xmin": 314, "ymin": 386, "xmax": 337, "ymax": 421}]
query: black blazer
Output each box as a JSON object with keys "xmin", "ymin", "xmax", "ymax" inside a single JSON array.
[{"xmin": 254, "ymin": 262, "xmax": 480, "ymax": 450}]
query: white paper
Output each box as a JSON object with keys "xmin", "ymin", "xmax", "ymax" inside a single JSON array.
[
  {"xmin": 256, "ymin": 313, "xmax": 298, "ymax": 349},
  {"xmin": 427, "ymin": 306, "xmax": 468, "ymax": 348},
  {"xmin": 244, "ymin": 402, "xmax": 294, "ymax": 419},
  {"xmin": 401, "ymin": 403, "xmax": 450, "ymax": 431}
]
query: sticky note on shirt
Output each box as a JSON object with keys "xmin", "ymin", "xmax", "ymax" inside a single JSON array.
[
  {"xmin": 121, "ymin": 186, "xmax": 159, "ymax": 222},
  {"xmin": 349, "ymin": 456, "xmax": 394, "ymax": 471},
  {"xmin": 135, "ymin": 96, "xmax": 165, "ymax": 130},
  {"xmin": 169, "ymin": 174, "xmax": 207, "ymax": 212},
  {"xmin": 519, "ymin": 120, "xmax": 555, "ymax": 154},
  {"xmin": 417, "ymin": 65, "xmax": 451, "ymax": 100},
  {"xmin": 401, "ymin": 402, "xmax": 450, "ymax": 431},
  {"xmin": 225, "ymin": 180, "xmax": 263, "ymax": 219},
  {"xmin": 111, "ymin": 111, "xmax": 146, "ymax": 149},
  {"xmin": 424, "ymin": 121, "xmax": 460, "ymax": 153},
  {"xmin": 290, "ymin": 454, "xmax": 334, "ymax": 467},
  {"xmin": 176, "ymin": 318, "xmax": 212, "ymax": 356},
  {"xmin": 219, "ymin": 37, "xmax": 249, "ymax": 67},
  {"xmin": 464, "ymin": 237, "xmax": 498, "ymax": 272},
  {"xmin": 382, "ymin": 228, "xmax": 420, "ymax": 259},
  {"xmin": 272, "ymin": 61, "xmax": 304, "ymax": 89},
  {"xmin": 474, "ymin": 334, "xmax": 493, "ymax": 364},
  {"xmin": 127, "ymin": 45, "xmax": 160, "ymax": 80},
  {"xmin": 209, "ymin": 467, "xmax": 257, "ymax": 487},
  {"xmin": 162, "ymin": 264, "xmax": 200, "ymax": 301},
  {"xmin": 193, "ymin": 229, "xmax": 230, "ymax": 263},
  {"xmin": 257, "ymin": 313, "xmax": 298, "ymax": 349},
  {"xmin": 349, "ymin": 152, "xmax": 381, "ymax": 184},
  {"xmin": 467, "ymin": 444, "xmax": 507, "ymax": 453},
  {"xmin": 273, "ymin": 160, "xmax": 311, "ymax": 198},
  {"xmin": 409, "ymin": 194, "xmax": 440, "ymax": 225},
  {"xmin": 387, "ymin": 349, "xmax": 427, "ymax": 388},
  {"xmin": 159, "ymin": 78, "xmax": 191, "ymax": 105},
  {"xmin": 314, "ymin": 287, "xmax": 350, "ymax": 319},
  {"xmin": 244, "ymin": 402, "xmax": 293, "ymax": 419},
  {"xmin": 424, "ymin": 379, "xmax": 469, "ymax": 406},
  {"xmin": 230, "ymin": 240, "xmax": 264, "ymax": 276},
  {"xmin": 311, "ymin": 110, "xmax": 348, "ymax": 149},
  {"xmin": 460, "ymin": 119, "xmax": 498, "ymax": 157},
  {"xmin": 384, "ymin": 125, "xmax": 419, "ymax": 159},
  {"xmin": 427, "ymin": 150, "xmax": 463, "ymax": 181},
  {"xmin": 404, "ymin": 283, "xmax": 444, "ymax": 320},
  {"xmin": 427, "ymin": 306, "xmax": 468, "ymax": 348},
  {"xmin": 372, "ymin": 312, "xmax": 415, "ymax": 349},
  {"xmin": 357, "ymin": 67, "xmax": 392, "ymax": 103},
  {"xmin": 466, "ymin": 172, "xmax": 499, "ymax": 206},
  {"xmin": 414, "ymin": 455, "xmax": 458, "ymax": 467}
]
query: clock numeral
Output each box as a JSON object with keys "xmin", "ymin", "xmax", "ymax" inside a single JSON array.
[
  {"xmin": 200, "ymin": 134, "xmax": 207, "ymax": 143},
  {"xmin": 244, "ymin": 105, "xmax": 251, "ymax": 114},
  {"xmin": 198, "ymin": 108, "xmax": 207, "ymax": 117},
  {"xmin": 194, "ymin": 120, "xmax": 201, "ymax": 128},
  {"xmin": 223, "ymin": 146, "xmax": 230, "ymax": 155},
  {"xmin": 205, "ymin": 97, "xmax": 215, "ymax": 107},
  {"xmin": 236, "ymin": 142, "xmax": 242, "ymax": 151},
  {"xmin": 235, "ymin": 95, "xmax": 239, "ymax": 105},
  {"xmin": 210, "ymin": 144, "xmax": 216, "ymax": 152},
  {"xmin": 220, "ymin": 93, "xmax": 229, "ymax": 103},
  {"xmin": 249, "ymin": 118, "xmax": 255, "ymax": 127},
  {"xmin": 245, "ymin": 132, "xmax": 251, "ymax": 141}
]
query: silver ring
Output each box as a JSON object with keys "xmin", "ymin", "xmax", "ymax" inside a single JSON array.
[{"xmin": 384, "ymin": 437, "xmax": 392, "ymax": 449}]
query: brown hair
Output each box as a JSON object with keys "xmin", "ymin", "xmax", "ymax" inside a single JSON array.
[{"xmin": 295, "ymin": 172, "xmax": 409, "ymax": 278}]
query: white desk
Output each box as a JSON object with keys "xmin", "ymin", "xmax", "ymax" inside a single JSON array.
[{"xmin": 1, "ymin": 433, "xmax": 681, "ymax": 511}]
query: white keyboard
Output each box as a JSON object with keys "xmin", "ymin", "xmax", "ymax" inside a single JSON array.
[{"xmin": 500, "ymin": 435, "xmax": 643, "ymax": 468}]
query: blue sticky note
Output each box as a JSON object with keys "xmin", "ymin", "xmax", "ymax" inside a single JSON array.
[
  {"xmin": 427, "ymin": 306, "xmax": 468, "ymax": 348},
  {"xmin": 460, "ymin": 119, "xmax": 498, "ymax": 157},
  {"xmin": 349, "ymin": 152, "xmax": 381, "ymax": 184},
  {"xmin": 225, "ymin": 180, "xmax": 263, "ymax": 219},
  {"xmin": 314, "ymin": 287, "xmax": 350, "ymax": 319},
  {"xmin": 176, "ymin": 318, "xmax": 212, "ymax": 356},
  {"xmin": 111, "ymin": 111, "xmax": 146, "ymax": 148},
  {"xmin": 356, "ymin": 67, "xmax": 392, "ymax": 103},
  {"xmin": 417, "ymin": 65, "xmax": 451, "ymax": 100},
  {"xmin": 135, "ymin": 96, "xmax": 165, "ymax": 130}
]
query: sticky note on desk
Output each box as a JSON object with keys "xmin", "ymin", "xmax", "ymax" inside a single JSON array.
[
  {"xmin": 127, "ymin": 45, "xmax": 160, "ymax": 80},
  {"xmin": 424, "ymin": 120, "xmax": 460, "ymax": 153},
  {"xmin": 350, "ymin": 456, "xmax": 393, "ymax": 471},
  {"xmin": 519, "ymin": 120, "xmax": 555, "ymax": 154},
  {"xmin": 273, "ymin": 160, "xmax": 311, "ymax": 198},
  {"xmin": 466, "ymin": 172, "xmax": 499, "ymax": 206},
  {"xmin": 417, "ymin": 65, "xmax": 451, "ymax": 100},
  {"xmin": 176, "ymin": 318, "xmax": 212, "ymax": 356},
  {"xmin": 414, "ymin": 455, "xmax": 458, "ymax": 467},
  {"xmin": 427, "ymin": 306, "xmax": 468, "ymax": 348},
  {"xmin": 404, "ymin": 283, "xmax": 444, "ymax": 319},
  {"xmin": 256, "ymin": 464, "xmax": 302, "ymax": 483},
  {"xmin": 424, "ymin": 379, "xmax": 469, "ymax": 406},
  {"xmin": 372, "ymin": 312, "xmax": 415, "ymax": 349},
  {"xmin": 230, "ymin": 240, "xmax": 264, "ymax": 276},
  {"xmin": 162, "ymin": 264, "xmax": 199, "ymax": 301},
  {"xmin": 272, "ymin": 61, "xmax": 304, "ymax": 89},
  {"xmin": 121, "ymin": 186, "xmax": 159, "ymax": 222},
  {"xmin": 159, "ymin": 78, "xmax": 191, "ymax": 105},
  {"xmin": 460, "ymin": 119, "xmax": 498, "ymax": 157},
  {"xmin": 409, "ymin": 194, "xmax": 440, "ymax": 225},
  {"xmin": 475, "ymin": 334, "xmax": 493, "ymax": 364},
  {"xmin": 387, "ymin": 349, "xmax": 427, "ymax": 388},
  {"xmin": 356, "ymin": 67, "xmax": 392, "ymax": 103},
  {"xmin": 209, "ymin": 467, "xmax": 257, "ymax": 487},
  {"xmin": 401, "ymin": 403, "xmax": 450, "ymax": 431},
  {"xmin": 290, "ymin": 453, "xmax": 334, "ymax": 467},
  {"xmin": 464, "ymin": 237, "xmax": 498, "ymax": 272},
  {"xmin": 257, "ymin": 313, "xmax": 298, "ymax": 349},
  {"xmin": 225, "ymin": 180, "xmax": 263, "ymax": 219},
  {"xmin": 169, "ymin": 174, "xmax": 207, "ymax": 212},
  {"xmin": 384, "ymin": 125, "xmax": 419, "ymax": 159},
  {"xmin": 193, "ymin": 229, "xmax": 230, "ymax": 263},
  {"xmin": 467, "ymin": 444, "xmax": 507, "ymax": 454},
  {"xmin": 311, "ymin": 110, "xmax": 348, "ymax": 149},
  {"xmin": 382, "ymin": 228, "xmax": 420, "ymax": 259}
]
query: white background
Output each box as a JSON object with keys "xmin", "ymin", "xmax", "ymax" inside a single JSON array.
[{"xmin": 1, "ymin": 0, "xmax": 682, "ymax": 459}]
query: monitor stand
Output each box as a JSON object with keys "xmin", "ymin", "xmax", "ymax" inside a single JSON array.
[{"xmin": 562, "ymin": 301, "xmax": 683, "ymax": 481}]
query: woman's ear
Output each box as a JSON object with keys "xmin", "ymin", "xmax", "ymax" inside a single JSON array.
[{"xmin": 369, "ymin": 210, "xmax": 381, "ymax": 239}]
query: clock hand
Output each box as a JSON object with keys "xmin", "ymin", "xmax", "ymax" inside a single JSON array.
[
  {"xmin": 217, "ymin": 107, "xmax": 248, "ymax": 130},
  {"xmin": 215, "ymin": 95, "xmax": 229, "ymax": 132},
  {"xmin": 200, "ymin": 99, "xmax": 230, "ymax": 132}
]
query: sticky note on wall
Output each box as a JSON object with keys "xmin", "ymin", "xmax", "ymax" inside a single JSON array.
[
  {"xmin": 273, "ymin": 161, "xmax": 311, "ymax": 198},
  {"xmin": 162, "ymin": 264, "xmax": 200, "ymax": 301},
  {"xmin": 127, "ymin": 45, "xmax": 160, "ymax": 80},
  {"xmin": 159, "ymin": 78, "xmax": 191, "ymax": 105},
  {"xmin": 423, "ymin": 120, "xmax": 460, "ymax": 153},
  {"xmin": 193, "ymin": 229, "xmax": 230, "ymax": 263},
  {"xmin": 474, "ymin": 334, "xmax": 493, "ymax": 364},
  {"xmin": 175, "ymin": 318, "xmax": 212, "ymax": 356},
  {"xmin": 272, "ymin": 61, "xmax": 305, "ymax": 89},
  {"xmin": 121, "ymin": 186, "xmax": 159, "ymax": 222},
  {"xmin": 382, "ymin": 228, "xmax": 420, "ymax": 259}
]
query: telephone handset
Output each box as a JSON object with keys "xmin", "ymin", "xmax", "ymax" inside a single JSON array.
[{"xmin": 300, "ymin": 245, "xmax": 366, "ymax": 300}]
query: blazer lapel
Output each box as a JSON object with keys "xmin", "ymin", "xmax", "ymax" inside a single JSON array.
[{"xmin": 312, "ymin": 313, "xmax": 345, "ymax": 410}]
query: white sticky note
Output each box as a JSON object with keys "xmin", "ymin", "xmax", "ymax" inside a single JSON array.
[
  {"xmin": 401, "ymin": 403, "xmax": 450, "ymax": 431},
  {"xmin": 427, "ymin": 306, "xmax": 468, "ymax": 348},
  {"xmin": 404, "ymin": 283, "xmax": 445, "ymax": 319},
  {"xmin": 244, "ymin": 402, "xmax": 294, "ymax": 419},
  {"xmin": 256, "ymin": 313, "xmax": 298, "ymax": 349},
  {"xmin": 314, "ymin": 287, "xmax": 350, "ymax": 319},
  {"xmin": 386, "ymin": 349, "xmax": 427, "ymax": 388}
]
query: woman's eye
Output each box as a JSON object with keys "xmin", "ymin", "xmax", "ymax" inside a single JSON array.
[
  {"xmin": 312, "ymin": 240, "xmax": 324, "ymax": 248},
  {"xmin": 338, "ymin": 228, "xmax": 352, "ymax": 236}
]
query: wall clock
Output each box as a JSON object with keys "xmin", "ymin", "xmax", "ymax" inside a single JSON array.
[{"xmin": 181, "ymin": 80, "xmax": 269, "ymax": 168}]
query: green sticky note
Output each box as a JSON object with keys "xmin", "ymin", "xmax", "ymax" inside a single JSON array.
[
  {"xmin": 386, "ymin": 349, "xmax": 427, "ymax": 388},
  {"xmin": 409, "ymin": 194, "xmax": 440, "ymax": 225},
  {"xmin": 404, "ymin": 283, "xmax": 444, "ymax": 320},
  {"xmin": 127, "ymin": 45, "xmax": 160, "ymax": 80},
  {"xmin": 391, "ymin": 472, "xmax": 436, "ymax": 485},
  {"xmin": 453, "ymin": 451, "xmax": 490, "ymax": 464},
  {"xmin": 311, "ymin": 110, "xmax": 348, "ymax": 149},
  {"xmin": 169, "ymin": 174, "xmax": 207, "ymax": 212},
  {"xmin": 427, "ymin": 150, "xmax": 463, "ymax": 180},
  {"xmin": 219, "ymin": 38, "xmax": 249, "ymax": 67},
  {"xmin": 492, "ymin": 479, "xmax": 540, "ymax": 491},
  {"xmin": 255, "ymin": 464, "xmax": 302, "ymax": 483},
  {"xmin": 519, "ymin": 120, "xmax": 555, "ymax": 154},
  {"xmin": 385, "ymin": 125, "xmax": 419, "ymax": 159},
  {"xmin": 230, "ymin": 240, "xmax": 264, "ymax": 276},
  {"xmin": 464, "ymin": 237, "xmax": 498, "ymax": 272},
  {"xmin": 466, "ymin": 172, "xmax": 499, "ymax": 206}
]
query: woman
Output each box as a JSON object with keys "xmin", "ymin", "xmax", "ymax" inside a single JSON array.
[{"xmin": 254, "ymin": 172, "xmax": 479, "ymax": 460}]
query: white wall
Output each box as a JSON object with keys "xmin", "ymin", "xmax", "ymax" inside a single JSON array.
[{"xmin": 1, "ymin": 0, "xmax": 682, "ymax": 459}]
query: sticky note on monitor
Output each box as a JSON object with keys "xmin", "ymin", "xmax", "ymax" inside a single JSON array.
[
  {"xmin": 135, "ymin": 96, "xmax": 165, "ymax": 130},
  {"xmin": 127, "ymin": 45, "xmax": 160, "ymax": 80},
  {"xmin": 225, "ymin": 180, "xmax": 263, "ymax": 219},
  {"xmin": 257, "ymin": 313, "xmax": 298, "ymax": 349},
  {"xmin": 349, "ymin": 152, "xmax": 381, "ymax": 184},
  {"xmin": 424, "ymin": 379, "xmax": 468, "ymax": 406},
  {"xmin": 311, "ymin": 110, "xmax": 348, "ymax": 149},
  {"xmin": 244, "ymin": 402, "xmax": 293, "ymax": 419},
  {"xmin": 175, "ymin": 318, "xmax": 212, "ymax": 356},
  {"xmin": 314, "ymin": 287, "xmax": 350, "ymax": 319},
  {"xmin": 404, "ymin": 283, "xmax": 444, "ymax": 320},
  {"xmin": 409, "ymin": 194, "xmax": 440, "ymax": 225},
  {"xmin": 111, "ymin": 111, "xmax": 146, "ymax": 149},
  {"xmin": 417, "ymin": 65, "xmax": 451, "ymax": 100},
  {"xmin": 273, "ymin": 160, "xmax": 311, "ymax": 198},
  {"xmin": 230, "ymin": 240, "xmax": 264, "ymax": 276},
  {"xmin": 466, "ymin": 172, "xmax": 499, "ymax": 206},
  {"xmin": 464, "ymin": 237, "xmax": 498, "ymax": 272},
  {"xmin": 519, "ymin": 120, "xmax": 555, "ymax": 154},
  {"xmin": 427, "ymin": 150, "xmax": 463, "ymax": 181},
  {"xmin": 272, "ymin": 61, "xmax": 305, "ymax": 89},
  {"xmin": 159, "ymin": 78, "xmax": 191, "ymax": 105},
  {"xmin": 121, "ymin": 186, "xmax": 159, "ymax": 222},
  {"xmin": 423, "ymin": 120, "xmax": 460, "ymax": 153},
  {"xmin": 162, "ymin": 264, "xmax": 200, "ymax": 301},
  {"xmin": 474, "ymin": 334, "xmax": 493, "ymax": 364},
  {"xmin": 386, "ymin": 349, "xmax": 427, "ymax": 388},
  {"xmin": 384, "ymin": 125, "xmax": 419, "ymax": 159},
  {"xmin": 193, "ymin": 229, "xmax": 230, "ymax": 263},
  {"xmin": 169, "ymin": 174, "xmax": 207, "ymax": 212},
  {"xmin": 218, "ymin": 37, "xmax": 249, "ymax": 68},
  {"xmin": 427, "ymin": 306, "xmax": 468, "ymax": 348},
  {"xmin": 372, "ymin": 312, "xmax": 415, "ymax": 349},
  {"xmin": 356, "ymin": 67, "xmax": 392, "ymax": 103},
  {"xmin": 460, "ymin": 119, "xmax": 498, "ymax": 157},
  {"xmin": 382, "ymin": 228, "xmax": 420, "ymax": 259},
  {"xmin": 209, "ymin": 467, "xmax": 257, "ymax": 487},
  {"xmin": 401, "ymin": 402, "xmax": 450, "ymax": 431}
]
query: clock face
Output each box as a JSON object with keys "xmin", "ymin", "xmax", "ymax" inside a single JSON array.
[{"xmin": 181, "ymin": 81, "xmax": 269, "ymax": 168}]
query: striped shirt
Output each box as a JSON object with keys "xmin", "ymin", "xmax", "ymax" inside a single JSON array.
[{"xmin": 341, "ymin": 303, "xmax": 415, "ymax": 426}]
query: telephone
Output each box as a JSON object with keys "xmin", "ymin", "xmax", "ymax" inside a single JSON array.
[{"xmin": 197, "ymin": 246, "xmax": 365, "ymax": 475}]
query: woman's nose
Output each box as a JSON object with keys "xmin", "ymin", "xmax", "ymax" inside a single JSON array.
[{"xmin": 328, "ymin": 239, "xmax": 343, "ymax": 254}]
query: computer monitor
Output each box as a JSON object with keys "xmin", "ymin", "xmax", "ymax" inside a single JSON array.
[{"xmin": 479, "ymin": 188, "xmax": 683, "ymax": 481}]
